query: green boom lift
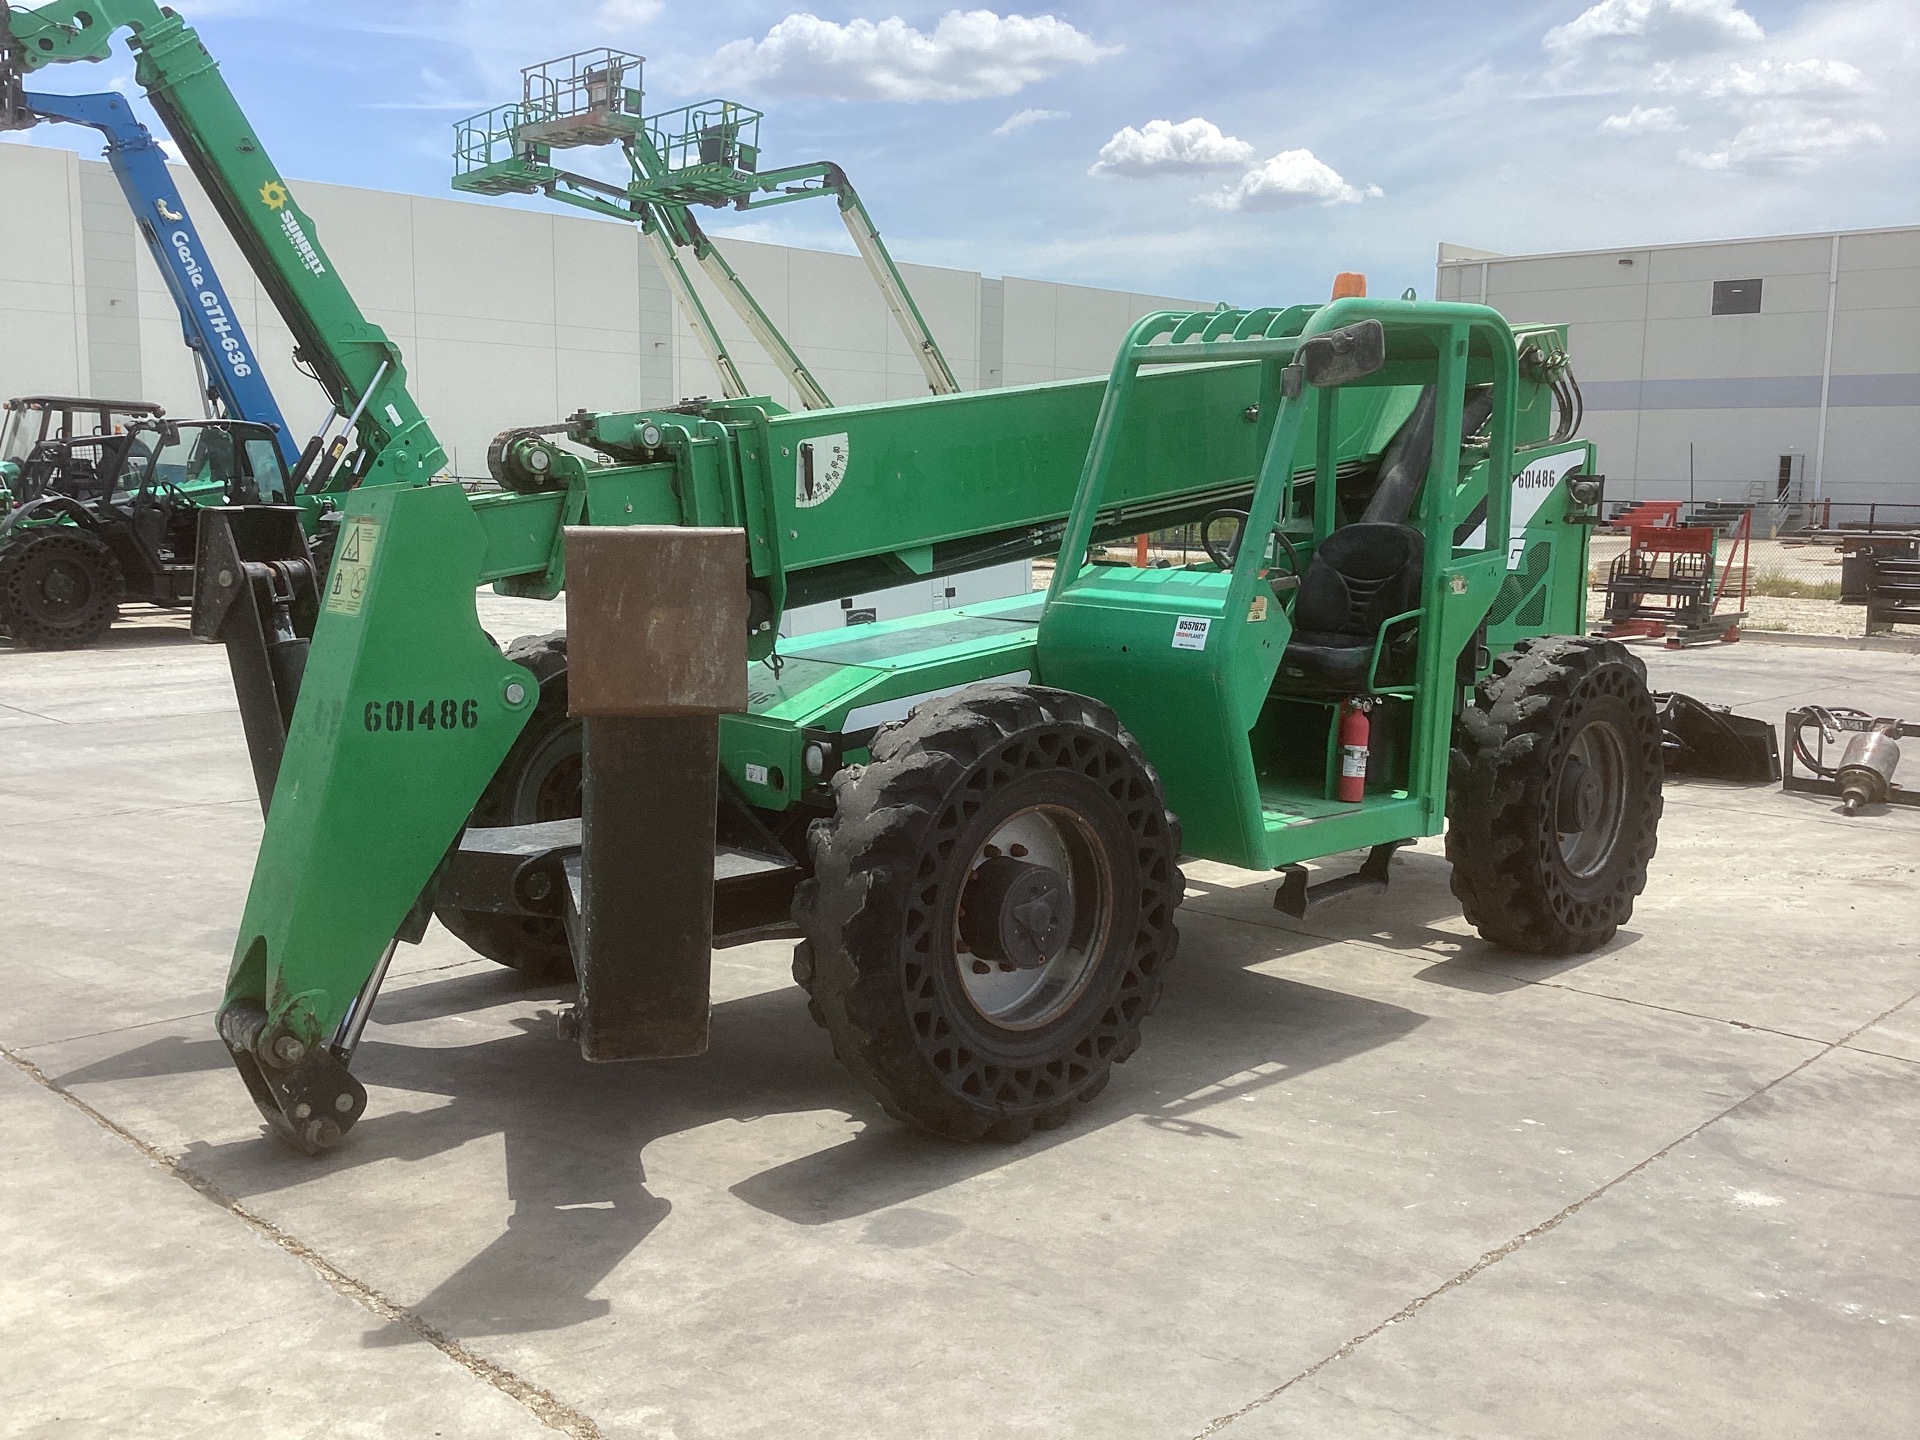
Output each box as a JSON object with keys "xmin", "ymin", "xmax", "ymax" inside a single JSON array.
[
  {"xmin": 9, "ymin": 2, "xmax": 1663, "ymax": 1157},
  {"xmin": 453, "ymin": 47, "xmax": 959, "ymax": 409}
]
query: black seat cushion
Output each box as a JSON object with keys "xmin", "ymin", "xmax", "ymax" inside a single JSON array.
[{"xmin": 1278, "ymin": 523, "xmax": 1423, "ymax": 693}]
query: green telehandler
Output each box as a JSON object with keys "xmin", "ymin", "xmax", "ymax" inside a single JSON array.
[
  {"xmin": 8, "ymin": 1, "xmax": 1662, "ymax": 1156},
  {"xmin": 202, "ymin": 295, "xmax": 1659, "ymax": 1156}
]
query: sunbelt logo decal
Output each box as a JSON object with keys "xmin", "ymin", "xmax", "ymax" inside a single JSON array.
[{"xmin": 259, "ymin": 178, "xmax": 326, "ymax": 277}]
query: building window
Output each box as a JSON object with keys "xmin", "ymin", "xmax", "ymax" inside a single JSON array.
[{"xmin": 1712, "ymin": 278, "xmax": 1762, "ymax": 315}]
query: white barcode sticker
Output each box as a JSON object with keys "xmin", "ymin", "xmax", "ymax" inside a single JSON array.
[
  {"xmin": 745, "ymin": 763, "xmax": 769, "ymax": 785},
  {"xmin": 1171, "ymin": 616, "xmax": 1212, "ymax": 651}
]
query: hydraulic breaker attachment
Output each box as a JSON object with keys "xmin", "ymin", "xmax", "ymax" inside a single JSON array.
[
  {"xmin": 191, "ymin": 506, "xmax": 319, "ymax": 812},
  {"xmin": 559, "ymin": 526, "xmax": 749, "ymax": 1060},
  {"xmin": 1274, "ymin": 841, "xmax": 1409, "ymax": 920}
]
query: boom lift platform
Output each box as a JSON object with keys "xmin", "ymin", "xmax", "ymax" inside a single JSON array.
[
  {"xmin": 454, "ymin": 49, "xmax": 958, "ymax": 409},
  {"xmin": 8, "ymin": 2, "xmax": 1663, "ymax": 1158}
]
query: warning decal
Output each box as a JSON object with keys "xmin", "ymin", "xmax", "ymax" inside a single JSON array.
[{"xmin": 325, "ymin": 514, "xmax": 380, "ymax": 616}]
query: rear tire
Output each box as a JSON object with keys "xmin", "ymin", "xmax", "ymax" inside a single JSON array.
[
  {"xmin": 794, "ymin": 684, "xmax": 1183, "ymax": 1142},
  {"xmin": 0, "ymin": 530, "xmax": 121, "ymax": 650},
  {"xmin": 434, "ymin": 632, "xmax": 581, "ymax": 981},
  {"xmin": 1447, "ymin": 636, "xmax": 1662, "ymax": 955}
]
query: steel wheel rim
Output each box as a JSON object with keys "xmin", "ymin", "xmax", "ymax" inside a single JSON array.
[
  {"xmin": 954, "ymin": 803, "xmax": 1114, "ymax": 1031},
  {"xmin": 26, "ymin": 553, "xmax": 95, "ymax": 626},
  {"xmin": 1557, "ymin": 718, "xmax": 1628, "ymax": 878},
  {"xmin": 512, "ymin": 721, "xmax": 583, "ymax": 822}
]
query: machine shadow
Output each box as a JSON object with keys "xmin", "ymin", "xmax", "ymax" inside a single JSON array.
[
  {"xmin": 161, "ymin": 934, "xmax": 1426, "ymax": 1344},
  {"xmin": 1180, "ymin": 845, "xmax": 1633, "ymax": 990}
]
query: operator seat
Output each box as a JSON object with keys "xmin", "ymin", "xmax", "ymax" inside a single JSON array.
[{"xmin": 1276, "ymin": 387, "xmax": 1492, "ymax": 694}]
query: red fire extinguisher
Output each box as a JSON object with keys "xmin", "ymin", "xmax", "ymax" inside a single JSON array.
[{"xmin": 1338, "ymin": 699, "xmax": 1371, "ymax": 803}]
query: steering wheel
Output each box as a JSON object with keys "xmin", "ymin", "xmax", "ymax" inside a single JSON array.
[
  {"xmin": 137, "ymin": 480, "xmax": 195, "ymax": 514},
  {"xmin": 1200, "ymin": 508, "xmax": 1303, "ymax": 588}
]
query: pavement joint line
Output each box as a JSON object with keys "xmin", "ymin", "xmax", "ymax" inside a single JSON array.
[
  {"xmin": 1, "ymin": 795, "xmax": 260, "ymax": 825},
  {"xmin": 1181, "ymin": 896, "xmax": 1894, "ymax": 1051},
  {"xmin": 11, "ymin": 957, "xmax": 524, "ymax": 1055},
  {"xmin": 1840, "ymin": 1041, "xmax": 1920, "ymax": 1068},
  {"xmin": 0, "ymin": 700, "xmax": 63, "ymax": 723},
  {"xmin": 1189, "ymin": 983, "xmax": 1920, "ymax": 1438},
  {"xmin": 1517, "ymin": 980, "xmax": 1837, "ymax": 1048},
  {"xmin": 17, "ymin": 1007, "xmax": 220, "ymax": 1053},
  {"xmin": 1658, "ymin": 791, "xmax": 1911, "ymax": 832},
  {"xmin": 0, "ymin": 1042, "xmax": 606, "ymax": 1440}
]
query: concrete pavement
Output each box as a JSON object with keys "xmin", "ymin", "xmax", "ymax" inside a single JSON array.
[{"xmin": 2, "ymin": 608, "xmax": 1916, "ymax": 1438}]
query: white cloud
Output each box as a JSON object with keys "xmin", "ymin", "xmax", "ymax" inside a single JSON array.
[
  {"xmin": 1206, "ymin": 149, "xmax": 1380, "ymax": 211},
  {"xmin": 995, "ymin": 107, "xmax": 1067, "ymax": 136},
  {"xmin": 1599, "ymin": 104, "xmax": 1685, "ymax": 132},
  {"xmin": 594, "ymin": 0, "xmax": 661, "ymax": 28},
  {"xmin": 1681, "ymin": 108, "xmax": 1887, "ymax": 172},
  {"xmin": 1545, "ymin": 0, "xmax": 1762, "ymax": 63},
  {"xmin": 706, "ymin": 10, "xmax": 1117, "ymax": 103},
  {"xmin": 1698, "ymin": 57, "xmax": 1865, "ymax": 99},
  {"xmin": 1089, "ymin": 118, "xmax": 1254, "ymax": 177}
]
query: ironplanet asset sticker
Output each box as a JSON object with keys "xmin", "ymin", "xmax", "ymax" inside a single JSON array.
[
  {"xmin": 325, "ymin": 515, "xmax": 380, "ymax": 616},
  {"xmin": 1171, "ymin": 616, "xmax": 1212, "ymax": 650}
]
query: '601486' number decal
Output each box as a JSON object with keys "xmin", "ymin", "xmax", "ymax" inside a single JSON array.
[{"xmin": 364, "ymin": 698, "xmax": 480, "ymax": 733}]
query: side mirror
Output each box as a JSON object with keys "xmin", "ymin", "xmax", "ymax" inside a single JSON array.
[{"xmin": 1298, "ymin": 319, "xmax": 1386, "ymax": 389}]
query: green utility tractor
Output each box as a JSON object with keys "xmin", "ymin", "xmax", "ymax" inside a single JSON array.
[
  {"xmin": 193, "ymin": 296, "xmax": 1662, "ymax": 1155},
  {"xmin": 0, "ymin": 395, "xmax": 164, "ymax": 508},
  {"xmin": 0, "ymin": 411, "xmax": 288, "ymax": 647}
]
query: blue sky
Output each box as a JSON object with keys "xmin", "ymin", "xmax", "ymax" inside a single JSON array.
[{"xmin": 10, "ymin": 1, "xmax": 1917, "ymax": 303}]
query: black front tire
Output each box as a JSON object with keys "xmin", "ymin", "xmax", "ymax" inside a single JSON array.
[
  {"xmin": 794, "ymin": 684, "xmax": 1183, "ymax": 1142},
  {"xmin": 0, "ymin": 530, "xmax": 122, "ymax": 650},
  {"xmin": 1447, "ymin": 636, "xmax": 1663, "ymax": 955},
  {"xmin": 434, "ymin": 631, "xmax": 581, "ymax": 981}
]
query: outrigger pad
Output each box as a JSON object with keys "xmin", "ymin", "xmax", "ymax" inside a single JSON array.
[{"xmin": 217, "ymin": 1002, "xmax": 366, "ymax": 1156}]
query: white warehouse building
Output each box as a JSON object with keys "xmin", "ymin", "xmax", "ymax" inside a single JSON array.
[
  {"xmin": 0, "ymin": 139, "xmax": 1207, "ymax": 630},
  {"xmin": 0, "ymin": 140, "xmax": 1199, "ymax": 479},
  {"xmin": 1437, "ymin": 226, "xmax": 1920, "ymax": 525}
]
